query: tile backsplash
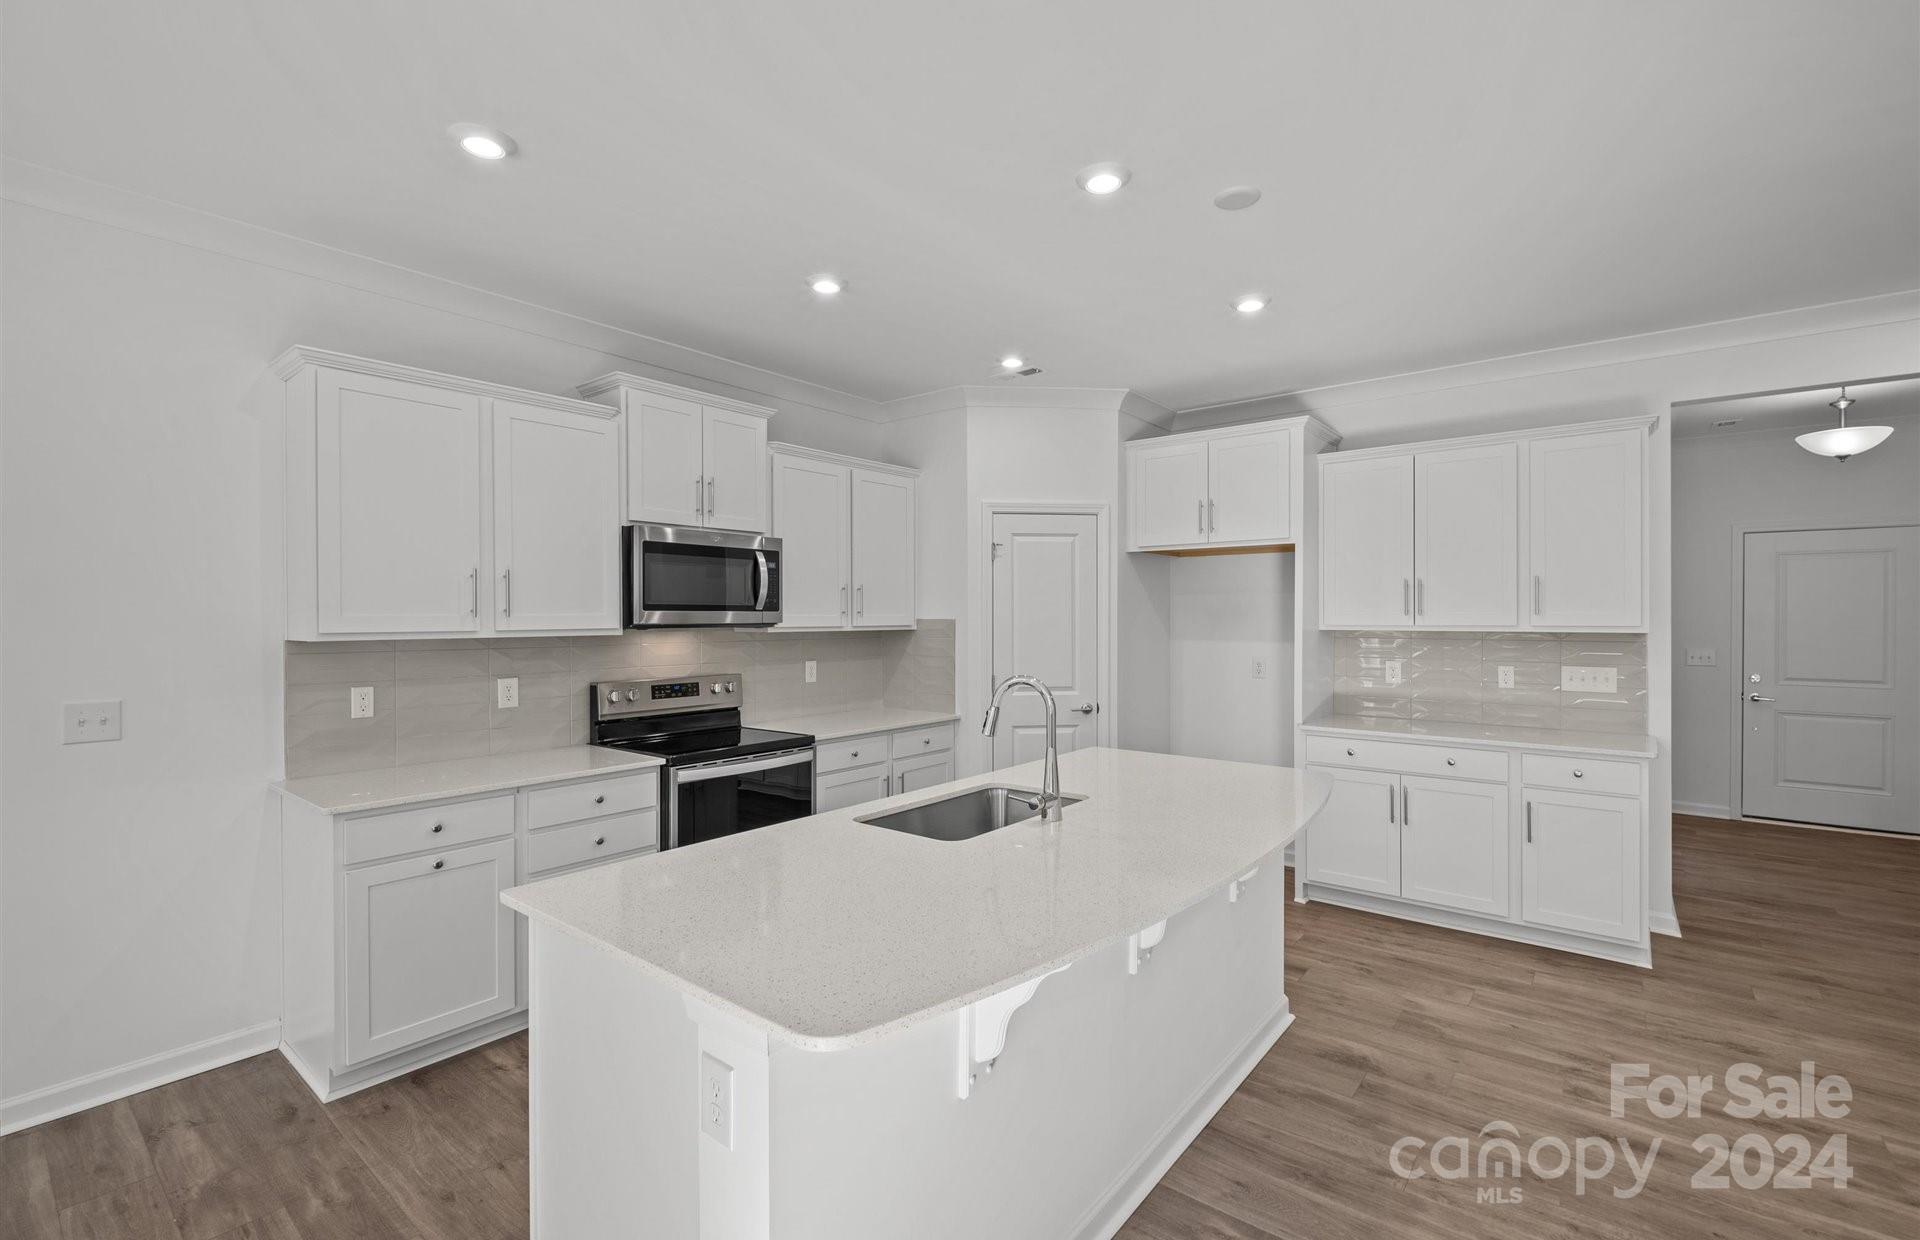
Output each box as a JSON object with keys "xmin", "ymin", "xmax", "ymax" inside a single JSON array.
[
  {"xmin": 1332, "ymin": 631, "xmax": 1647, "ymax": 734},
  {"xmin": 285, "ymin": 620, "xmax": 956, "ymax": 778}
]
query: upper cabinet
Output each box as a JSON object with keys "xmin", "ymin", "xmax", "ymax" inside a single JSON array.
[
  {"xmin": 1124, "ymin": 417, "xmax": 1337, "ymax": 553},
  {"xmin": 577, "ymin": 373, "xmax": 773, "ymax": 533},
  {"xmin": 1317, "ymin": 417, "xmax": 1650, "ymax": 633},
  {"xmin": 769, "ymin": 444, "xmax": 917, "ymax": 631},
  {"xmin": 275, "ymin": 349, "xmax": 622, "ymax": 641}
]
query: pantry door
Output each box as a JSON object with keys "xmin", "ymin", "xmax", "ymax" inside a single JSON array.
[
  {"xmin": 1741, "ymin": 526, "xmax": 1919, "ymax": 832},
  {"xmin": 988, "ymin": 511, "xmax": 1102, "ymax": 770}
]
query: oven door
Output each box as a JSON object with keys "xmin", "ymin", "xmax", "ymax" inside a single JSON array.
[
  {"xmin": 628, "ymin": 525, "xmax": 782, "ymax": 626},
  {"xmin": 666, "ymin": 748, "xmax": 815, "ymax": 849}
]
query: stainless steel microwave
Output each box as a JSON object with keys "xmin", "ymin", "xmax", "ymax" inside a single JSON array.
[{"xmin": 625, "ymin": 525, "xmax": 783, "ymax": 627}]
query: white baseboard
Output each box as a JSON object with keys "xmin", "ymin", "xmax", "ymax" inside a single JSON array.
[
  {"xmin": 1674, "ymin": 801, "xmax": 1732, "ymax": 819},
  {"xmin": 1, "ymin": 1020, "xmax": 281, "ymax": 1134},
  {"xmin": 1649, "ymin": 910, "xmax": 1683, "ymax": 938}
]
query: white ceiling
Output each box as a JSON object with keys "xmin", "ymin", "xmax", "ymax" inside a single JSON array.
[
  {"xmin": 4, "ymin": 1, "xmax": 1916, "ymax": 411},
  {"xmin": 1673, "ymin": 374, "xmax": 1920, "ymax": 438}
]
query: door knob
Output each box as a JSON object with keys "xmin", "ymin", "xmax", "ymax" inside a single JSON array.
[
  {"xmin": 1747, "ymin": 693, "xmax": 1777, "ymax": 702},
  {"xmin": 1071, "ymin": 703, "xmax": 1096, "ymax": 714}
]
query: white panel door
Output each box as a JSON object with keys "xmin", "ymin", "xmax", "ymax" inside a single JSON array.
[
  {"xmin": 771, "ymin": 453, "xmax": 851, "ymax": 628},
  {"xmin": 1398, "ymin": 774, "xmax": 1510, "ymax": 916},
  {"xmin": 850, "ymin": 469, "xmax": 916, "ymax": 628},
  {"xmin": 815, "ymin": 764, "xmax": 892, "ymax": 813},
  {"xmin": 316, "ymin": 369, "xmax": 483, "ymax": 634},
  {"xmin": 492, "ymin": 401, "xmax": 621, "ymax": 632},
  {"xmin": 1414, "ymin": 442, "xmax": 1518, "ymax": 628},
  {"xmin": 702, "ymin": 407, "xmax": 769, "ymax": 532},
  {"xmin": 990, "ymin": 512, "xmax": 1101, "ymax": 768},
  {"xmin": 1206, "ymin": 427, "xmax": 1292, "ymax": 544},
  {"xmin": 1129, "ymin": 441, "xmax": 1208, "ymax": 548},
  {"xmin": 892, "ymin": 750, "xmax": 956, "ymax": 796},
  {"xmin": 1521, "ymin": 789, "xmax": 1641, "ymax": 942},
  {"xmin": 343, "ymin": 837, "xmax": 517, "ymax": 1064},
  {"xmin": 1301, "ymin": 767, "xmax": 1402, "ymax": 896},
  {"xmin": 626, "ymin": 391, "xmax": 704, "ymax": 526},
  {"xmin": 1318, "ymin": 454, "xmax": 1415, "ymax": 628},
  {"xmin": 1741, "ymin": 526, "xmax": 1919, "ymax": 832},
  {"xmin": 1527, "ymin": 427, "xmax": 1644, "ymax": 629}
]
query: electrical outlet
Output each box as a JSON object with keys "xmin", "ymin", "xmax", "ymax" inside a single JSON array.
[
  {"xmin": 1497, "ymin": 665, "xmax": 1516, "ymax": 690},
  {"xmin": 1251, "ymin": 657, "xmax": 1268, "ymax": 680},
  {"xmin": 1561, "ymin": 666, "xmax": 1618, "ymax": 694},
  {"xmin": 699, "ymin": 1052, "xmax": 733, "ymax": 1149},
  {"xmin": 1686, "ymin": 648, "xmax": 1717, "ymax": 667},
  {"xmin": 62, "ymin": 700, "xmax": 122, "ymax": 744},
  {"xmin": 1384, "ymin": 660, "xmax": 1403, "ymax": 686},
  {"xmin": 496, "ymin": 677, "xmax": 519, "ymax": 709},
  {"xmin": 804, "ymin": 660, "xmax": 817, "ymax": 684},
  {"xmin": 349, "ymin": 686, "xmax": 374, "ymax": 719}
]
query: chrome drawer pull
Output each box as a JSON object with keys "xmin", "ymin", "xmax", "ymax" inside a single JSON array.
[
  {"xmin": 1346, "ymin": 747, "xmax": 1356, "ymax": 757},
  {"xmin": 1572, "ymin": 769, "xmax": 1584, "ymax": 779},
  {"xmin": 1446, "ymin": 758, "xmax": 1455, "ymax": 767},
  {"xmin": 431, "ymin": 823, "xmax": 444, "ymax": 833},
  {"xmin": 594, "ymin": 794, "xmax": 606, "ymax": 804},
  {"xmin": 594, "ymin": 836, "xmax": 606, "ymax": 846},
  {"xmin": 432, "ymin": 859, "xmax": 445, "ymax": 870}
]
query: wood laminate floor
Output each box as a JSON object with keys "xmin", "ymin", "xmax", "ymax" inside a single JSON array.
[{"xmin": 5, "ymin": 815, "xmax": 1914, "ymax": 1239}]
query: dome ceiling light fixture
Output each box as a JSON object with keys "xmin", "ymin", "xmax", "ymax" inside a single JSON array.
[{"xmin": 1794, "ymin": 386, "xmax": 1894, "ymax": 461}]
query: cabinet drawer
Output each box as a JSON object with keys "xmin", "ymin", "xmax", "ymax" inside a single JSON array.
[
  {"xmin": 527, "ymin": 809, "xmax": 659, "ymax": 875},
  {"xmin": 1521, "ymin": 754, "xmax": 1640, "ymax": 797},
  {"xmin": 892, "ymin": 722, "xmax": 955, "ymax": 759},
  {"xmin": 525, "ymin": 771, "xmax": 658, "ymax": 830},
  {"xmin": 343, "ymin": 794, "xmax": 515, "ymax": 866},
  {"xmin": 1303, "ymin": 735, "xmax": 1508, "ymax": 783},
  {"xmin": 815, "ymin": 733, "xmax": 888, "ymax": 774}
]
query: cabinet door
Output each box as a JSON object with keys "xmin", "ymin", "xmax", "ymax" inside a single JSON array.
[
  {"xmin": 1207, "ymin": 427, "xmax": 1292, "ymax": 544},
  {"xmin": 1414, "ymin": 442, "xmax": 1518, "ymax": 628},
  {"xmin": 771, "ymin": 454, "xmax": 851, "ymax": 628},
  {"xmin": 1128, "ymin": 441, "xmax": 1209, "ymax": 549},
  {"xmin": 626, "ymin": 391, "xmax": 704, "ymax": 526},
  {"xmin": 315, "ymin": 369, "xmax": 484, "ymax": 634},
  {"xmin": 492, "ymin": 401, "xmax": 621, "ymax": 632},
  {"xmin": 892, "ymin": 749, "xmax": 955, "ymax": 796},
  {"xmin": 343, "ymin": 837, "xmax": 516, "ymax": 1064},
  {"xmin": 1318, "ymin": 454, "xmax": 1415, "ymax": 628},
  {"xmin": 701, "ymin": 407, "xmax": 769, "ymax": 532},
  {"xmin": 1521, "ymin": 789, "xmax": 1642, "ymax": 942},
  {"xmin": 1301, "ymin": 766, "xmax": 1401, "ymax": 896},
  {"xmin": 1527, "ymin": 428, "xmax": 1644, "ymax": 629},
  {"xmin": 815, "ymin": 763, "xmax": 892, "ymax": 812},
  {"xmin": 850, "ymin": 469, "xmax": 916, "ymax": 628},
  {"xmin": 1399, "ymin": 775, "xmax": 1509, "ymax": 917}
]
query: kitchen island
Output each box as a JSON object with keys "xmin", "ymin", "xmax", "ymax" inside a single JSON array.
[{"xmin": 503, "ymin": 747, "xmax": 1330, "ymax": 1240}]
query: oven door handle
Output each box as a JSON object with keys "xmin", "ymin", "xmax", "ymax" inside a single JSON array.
[
  {"xmin": 672, "ymin": 747, "xmax": 813, "ymax": 785},
  {"xmin": 753, "ymin": 549, "xmax": 770, "ymax": 611}
]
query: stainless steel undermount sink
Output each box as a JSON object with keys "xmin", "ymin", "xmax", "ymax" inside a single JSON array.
[{"xmin": 856, "ymin": 785, "xmax": 1086, "ymax": 842}]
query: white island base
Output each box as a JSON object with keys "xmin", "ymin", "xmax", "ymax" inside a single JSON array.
[{"xmin": 528, "ymin": 875, "xmax": 1287, "ymax": 1240}]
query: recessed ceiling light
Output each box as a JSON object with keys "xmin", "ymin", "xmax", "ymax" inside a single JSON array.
[
  {"xmin": 1233, "ymin": 295, "xmax": 1269, "ymax": 315},
  {"xmin": 1000, "ymin": 354, "xmax": 1026, "ymax": 370},
  {"xmin": 810, "ymin": 275, "xmax": 844, "ymax": 296},
  {"xmin": 449, "ymin": 123, "xmax": 516, "ymax": 161},
  {"xmin": 1076, "ymin": 163, "xmax": 1131, "ymax": 196},
  {"xmin": 1213, "ymin": 186, "xmax": 1262, "ymax": 211}
]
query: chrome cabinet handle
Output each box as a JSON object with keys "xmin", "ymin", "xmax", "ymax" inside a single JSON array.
[
  {"xmin": 857, "ymin": 584, "xmax": 864, "ymax": 616},
  {"xmin": 502, "ymin": 568, "xmax": 512, "ymax": 617},
  {"xmin": 707, "ymin": 476, "xmax": 715, "ymax": 516},
  {"xmin": 594, "ymin": 794, "xmax": 605, "ymax": 804},
  {"xmin": 695, "ymin": 475, "xmax": 704, "ymax": 519},
  {"xmin": 1572, "ymin": 770, "xmax": 1584, "ymax": 779},
  {"xmin": 1387, "ymin": 784, "xmax": 1395, "ymax": 825},
  {"xmin": 1445, "ymin": 757, "xmax": 1456, "ymax": 767},
  {"xmin": 882, "ymin": 775, "xmax": 890, "ymax": 795},
  {"xmin": 850, "ymin": 750, "xmax": 860, "ymax": 759},
  {"xmin": 1208, "ymin": 498, "xmax": 1216, "ymax": 533},
  {"xmin": 594, "ymin": 836, "xmax": 607, "ymax": 846},
  {"xmin": 468, "ymin": 568, "xmax": 478, "ymax": 617},
  {"xmin": 1415, "ymin": 578, "xmax": 1424, "ymax": 616},
  {"xmin": 1403, "ymin": 579, "xmax": 1412, "ymax": 616},
  {"xmin": 1197, "ymin": 499, "xmax": 1204, "ymax": 534},
  {"xmin": 1533, "ymin": 575, "xmax": 1542, "ymax": 616},
  {"xmin": 923, "ymin": 736, "xmax": 934, "ymax": 744},
  {"xmin": 841, "ymin": 584, "xmax": 848, "ymax": 616},
  {"xmin": 1525, "ymin": 802, "xmax": 1533, "ymax": 843},
  {"xmin": 1403, "ymin": 786, "xmax": 1411, "ymax": 826},
  {"xmin": 1346, "ymin": 747, "xmax": 1356, "ymax": 757},
  {"xmin": 432, "ymin": 859, "xmax": 445, "ymax": 870},
  {"xmin": 1747, "ymin": 693, "xmax": 1776, "ymax": 702},
  {"xmin": 431, "ymin": 823, "xmax": 444, "ymax": 834}
]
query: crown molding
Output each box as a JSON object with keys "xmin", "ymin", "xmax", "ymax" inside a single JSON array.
[
  {"xmin": 576, "ymin": 372, "xmax": 775, "ymax": 419},
  {"xmin": 270, "ymin": 346, "xmax": 616, "ymax": 417},
  {"xmin": 768, "ymin": 441, "xmax": 919, "ymax": 478}
]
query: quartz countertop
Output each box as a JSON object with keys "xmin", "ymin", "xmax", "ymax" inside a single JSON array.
[
  {"xmin": 504, "ymin": 747, "xmax": 1329, "ymax": 1050},
  {"xmin": 1301, "ymin": 713, "xmax": 1657, "ymax": 758},
  {"xmin": 747, "ymin": 704, "xmax": 961, "ymax": 742},
  {"xmin": 275, "ymin": 746, "xmax": 663, "ymax": 814}
]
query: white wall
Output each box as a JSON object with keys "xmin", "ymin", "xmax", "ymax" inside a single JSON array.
[
  {"xmin": 1671, "ymin": 408, "xmax": 1920, "ymax": 816},
  {"xmin": 1173, "ymin": 291, "xmax": 1920, "ymax": 933},
  {"xmin": 0, "ymin": 184, "xmax": 888, "ymax": 1125},
  {"xmin": 1169, "ymin": 555, "xmax": 1295, "ymax": 765},
  {"xmin": 1115, "ymin": 413, "xmax": 1171, "ymax": 755}
]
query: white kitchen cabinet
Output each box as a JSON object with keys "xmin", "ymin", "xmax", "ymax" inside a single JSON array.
[
  {"xmin": 810, "ymin": 719, "xmax": 957, "ymax": 812},
  {"xmin": 815, "ymin": 762, "xmax": 893, "ymax": 812},
  {"xmin": 275, "ymin": 348, "xmax": 622, "ymax": 640},
  {"xmin": 492, "ymin": 399, "xmax": 622, "ymax": 632},
  {"xmin": 578, "ymin": 372, "xmax": 774, "ymax": 533},
  {"xmin": 1398, "ymin": 774, "xmax": 1509, "ymax": 917},
  {"xmin": 1412, "ymin": 441, "xmax": 1518, "ymax": 629},
  {"xmin": 1207, "ymin": 427, "xmax": 1292, "ymax": 544},
  {"xmin": 1128, "ymin": 440, "xmax": 1209, "ymax": 548},
  {"xmin": 1521, "ymin": 787, "xmax": 1642, "ymax": 942},
  {"xmin": 891, "ymin": 748, "xmax": 956, "ymax": 796},
  {"xmin": 1124, "ymin": 416, "xmax": 1336, "ymax": 553},
  {"xmin": 1301, "ymin": 766, "xmax": 1401, "ymax": 896},
  {"xmin": 770, "ymin": 444, "xmax": 918, "ymax": 631},
  {"xmin": 1318, "ymin": 453, "xmax": 1415, "ymax": 627},
  {"xmin": 1528, "ymin": 427, "xmax": 1645, "ymax": 630}
]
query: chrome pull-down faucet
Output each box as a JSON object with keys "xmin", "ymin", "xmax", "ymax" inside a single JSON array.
[{"xmin": 981, "ymin": 675, "xmax": 1063, "ymax": 823}]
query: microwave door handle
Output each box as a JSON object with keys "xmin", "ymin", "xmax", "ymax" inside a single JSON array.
[
  {"xmin": 673, "ymin": 748, "xmax": 814, "ymax": 785},
  {"xmin": 754, "ymin": 550, "xmax": 770, "ymax": 610}
]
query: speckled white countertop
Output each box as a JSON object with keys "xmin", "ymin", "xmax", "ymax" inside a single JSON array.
[
  {"xmin": 275, "ymin": 746, "xmax": 663, "ymax": 814},
  {"xmin": 504, "ymin": 747, "xmax": 1329, "ymax": 1051},
  {"xmin": 748, "ymin": 704, "xmax": 961, "ymax": 742},
  {"xmin": 1302, "ymin": 713, "xmax": 1657, "ymax": 758}
]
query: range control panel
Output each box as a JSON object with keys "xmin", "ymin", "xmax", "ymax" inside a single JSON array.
[{"xmin": 593, "ymin": 673, "xmax": 744, "ymax": 719}]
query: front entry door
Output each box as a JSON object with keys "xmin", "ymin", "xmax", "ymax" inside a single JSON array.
[
  {"xmin": 989, "ymin": 512, "xmax": 1101, "ymax": 769},
  {"xmin": 1741, "ymin": 526, "xmax": 1919, "ymax": 832}
]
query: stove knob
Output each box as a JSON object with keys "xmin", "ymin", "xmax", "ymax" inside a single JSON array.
[
  {"xmin": 710, "ymin": 682, "xmax": 725, "ymax": 695},
  {"xmin": 725, "ymin": 681, "xmax": 738, "ymax": 693},
  {"xmin": 606, "ymin": 689, "xmax": 621, "ymax": 705},
  {"xmin": 626, "ymin": 689, "xmax": 642, "ymax": 702}
]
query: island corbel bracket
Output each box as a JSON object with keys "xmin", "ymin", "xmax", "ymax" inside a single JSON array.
[
  {"xmin": 955, "ymin": 963, "xmax": 1070, "ymax": 1100},
  {"xmin": 1126, "ymin": 920, "xmax": 1168, "ymax": 974},
  {"xmin": 1229, "ymin": 865, "xmax": 1261, "ymax": 903}
]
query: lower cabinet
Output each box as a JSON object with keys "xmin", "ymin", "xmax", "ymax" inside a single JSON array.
[
  {"xmin": 812, "ymin": 719, "xmax": 958, "ymax": 813},
  {"xmin": 891, "ymin": 749, "xmax": 956, "ymax": 796},
  {"xmin": 1521, "ymin": 788, "xmax": 1642, "ymax": 942},
  {"xmin": 1302, "ymin": 767, "xmax": 1506, "ymax": 915},
  {"xmin": 816, "ymin": 763, "xmax": 892, "ymax": 812},
  {"xmin": 1300, "ymin": 767, "xmax": 1401, "ymax": 896}
]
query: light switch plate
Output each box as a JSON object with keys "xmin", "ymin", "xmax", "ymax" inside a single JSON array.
[
  {"xmin": 349, "ymin": 686, "xmax": 374, "ymax": 719},
  {"xmin": 699, "ymin": 1052, "xmax": 733, "ymax": 1149},
  {"xmin": 496, "ymin": 677, "xmax": 519, "ymax": 709},
  {"xmin": 1685, "ymin": 649, "xmax": 1717, "ymax": 667},
  {"xmin": 62, "ymin": 700, "xmax": 122, "ymax": 744},
  {"xmin": 1561, "ymin": 666, "xmax": 1618, "ymax": 694}
]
